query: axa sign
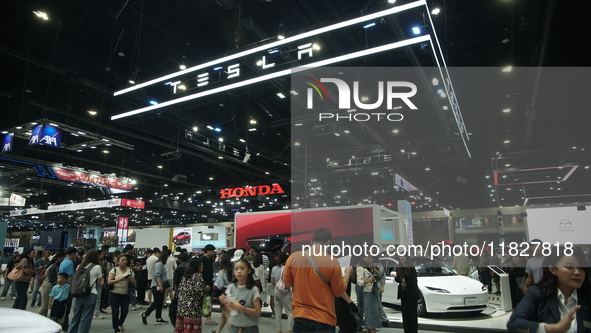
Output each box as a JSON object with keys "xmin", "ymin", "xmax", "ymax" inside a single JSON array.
[
  {"xmin": 220, "ymin": 184, "xmax": 285, "ymax": 198},
  {"xmin": 305, "ymin": 77, "xmax": 418, "ymax": 111},
  {"xmin": 2, "ymin": 133, "xmax": 14, "ymax": 153},
  {"xmin": 29, "ymin": 125, "xmax": 62, "ymax": 148}
]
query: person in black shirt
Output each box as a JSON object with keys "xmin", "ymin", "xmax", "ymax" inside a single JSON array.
[
  {"xmin": 336, "ymin": 265, "xmax": 357, "ymax": 333},
  {"xmin": 200, "ymin": 244, "xmax": 216, "ymax": 325},
  {"xmin": 73, "ymin": 249, "xmax": 85, "ymax": 270}
]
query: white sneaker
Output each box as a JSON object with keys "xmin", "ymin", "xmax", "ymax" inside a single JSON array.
[
  {"xmin": 1, "ymin": 297, "xmax": 5, "ymax": 300},
  {"xmin": 93, "ymin": 315, "xmax": 104, "ymax": 320},
  {"xmin": 271, "ymin": 314, "xmax": 276, "ymax": 318},
  {"xmin": 132, "ymin": 305, "xmax": 143, "ymax": 311}
]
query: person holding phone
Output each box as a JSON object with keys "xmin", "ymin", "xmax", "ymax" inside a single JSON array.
[{"xmin": 108, "ymin": 255, "xmax": 136, "ymax": 333}]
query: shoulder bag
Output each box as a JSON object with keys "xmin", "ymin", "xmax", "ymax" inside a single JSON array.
[
  {"xmin": 106, "ymin": 268, "xmax": 117, "ymax": 291},
  {"xmin": 7, "ymin": 266, "xmax": 24, "ymax": 282},
  {"xmin": 275, "ymin": 266, "xmax": 288, "ymax": 293},
  {"xmin": 305, "ymin": 251, "xmax": 329, "ymax": 284}
]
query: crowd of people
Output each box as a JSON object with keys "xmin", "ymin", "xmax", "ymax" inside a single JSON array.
[{"xmin": 2, "ymin": 231, "xmax": 589, "ymax": 333}]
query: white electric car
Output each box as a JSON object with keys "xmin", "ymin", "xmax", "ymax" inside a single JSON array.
[
  {"xmin": 379, "ymin": 257, "xmax": 488, "ymax": 316},
  {"xmin": 0, "ymin": 308, "xmax": 62, "ymax": 333}
]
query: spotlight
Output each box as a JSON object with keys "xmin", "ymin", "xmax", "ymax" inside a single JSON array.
[
  {"xmin": 277, "ymin": 23, "xmax": 285, "ymax": 40},
  {"xmin": 412, "ymin": 27, "xmax": 421, "ymax": 35}
]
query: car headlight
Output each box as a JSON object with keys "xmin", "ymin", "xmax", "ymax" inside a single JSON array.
[
  {"xmin": 425, "ymin": 286, "xmax": 450, "ymax": 293},
  {"xmin": 481, "ymin": 284, "xmax": 487, "ymax": 292}
]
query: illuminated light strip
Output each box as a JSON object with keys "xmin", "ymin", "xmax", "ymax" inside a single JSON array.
[
  {"xmin": 424, "ymin": 1, "xmax": 470, "ymax": 158},
  {"xmin": 112, "ymin": 35, "xmax": 431, "ymax": 120},
  {"xmin": 113, "ymin": 0, "xmax": 427, "ymax": 97}
]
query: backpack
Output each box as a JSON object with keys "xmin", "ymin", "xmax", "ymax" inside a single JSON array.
[
  {"xmin": 71, "ymin": 263, "xmax": 96, "ymax": 297},
  {"xmin": 37, "ymin": 264, "xmax": 48, "ymax": 282}
]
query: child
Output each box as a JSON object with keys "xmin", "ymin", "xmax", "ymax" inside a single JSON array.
[
  {"xmin": 48, "ymin": 273, "xmax": 70, "ymax": 324},
  {"xmin": 220, "ymin": 259, "xmax": 261, "ymax": 333}
]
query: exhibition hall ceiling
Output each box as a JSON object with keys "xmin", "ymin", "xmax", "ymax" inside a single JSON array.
[{"xmin": 1, "ymin": 0, "xmax": 590, "ymax": 228}]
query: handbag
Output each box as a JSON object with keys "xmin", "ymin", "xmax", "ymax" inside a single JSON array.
[
  {"xmin": 37, "ymin": 265, "xmax": 48, "ymax": 282},
  {"xmin": 275, "ymin": 266, "xmax": 288, "ymax": 293},
  {"xmin": 162, "ymin": 280, "xmax": 171, "ymax": 290},
  {"xmin": 106, "ymin": 268, "xmax": 117, "ymax": 291},
  {"xmin": 7, "ymin": 267, "xmax": 24, "ymax": 282},
  {"xmin": 202, "ymin": 294, "xmax": 212, "ymax": 317}
]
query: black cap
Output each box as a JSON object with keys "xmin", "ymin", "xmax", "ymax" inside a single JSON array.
[
  {"xmin": 124, "ymin": 244, "xmax": 134, "ymax": 251},
  {"xmin": 175, "ymin": 253, "xmax": 189, "ymax": 262}
]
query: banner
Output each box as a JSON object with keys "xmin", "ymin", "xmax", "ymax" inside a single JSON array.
[
  {"xmin": 121, "ymin": 198, "xmax": 145, "ymax": 209},
  {"xmin": 0, "ymin": 194, "xmax": 26, "ymax": 207},
  {"xmin": 173, "ymin": 227, "xmax": 193, "ymax": 250},
  {"xmin": 52, "ymin": 167, "xmax": 132, "ymax": 191},
  {"xmin": 117, "ymin": 217, "xmax": 129, "ymax": 246},
  {"xmin": 2, "ymin": 133, "xmax": 14, "ymax": 153},
  {"xmin": 29, "ymin": 125, "xmax": 62, "ymax": 148}
]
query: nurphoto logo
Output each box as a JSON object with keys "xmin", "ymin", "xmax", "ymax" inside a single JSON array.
[{"xmin": 303, "ymin": 76, "xmax": 417, "ymax": 122}]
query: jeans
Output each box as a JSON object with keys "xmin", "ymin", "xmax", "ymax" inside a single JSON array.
[
  {"xmin": 38, "ymin": 283, "xmax": 53, "ymax": 317},
  {"xmin": 110, "ymin": 292, "xmax": 131, "ymax": 331},
  {"xmin": 293, "ymin": 318, "xmax": 335, "ymax": 333},
  {"xmin": 68, "ymin": 293, "xmax": 97, "ymax": 333},
  {"xmin": 12, "ymin": 281, "xmax": 29, "ymax": 310},
  {"xmin": 94, "ymin": 285, "xmax": 102, "ymax": 317},
  {"xmin": 229, "ymin": 326, "xmax": 259, "ymax": 333},
  {"xmin": 1, "ymin": 278, "xmax": 16, "ymax": 297},
  {"xmin": 354, "ymin": 284, "xmax": 364, "ymax": 330},
  {"xmin": 274, "ymin": 289, "xmax": 294, "ymax": 332},
  {"xmin": 31, "ymin": 278, "xmax": 42, "ymax": 306},
  {"xmin": 144, "ymin": 287, "xmax": 164, "ymax": 319}
]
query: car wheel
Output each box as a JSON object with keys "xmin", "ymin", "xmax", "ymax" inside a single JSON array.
[{"xmin": 417, "ymin": 292, "xmax": 427, "ymax": 317}]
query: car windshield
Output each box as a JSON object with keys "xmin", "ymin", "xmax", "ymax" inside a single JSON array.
[{"xmin": 414, "ymin": 260, "xmax": 457, "ymax": 277}]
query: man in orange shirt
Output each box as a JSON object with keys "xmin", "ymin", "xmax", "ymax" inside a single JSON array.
[{"xmin": 283, "ymin": 228, "xmax": 359, "ymax": 333}]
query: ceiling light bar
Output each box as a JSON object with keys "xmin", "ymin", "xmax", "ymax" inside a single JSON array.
[
  {"xmin": 112, "ymin": 0, "xmax": 427, "ymax": 97},
  {"xmin": 112, "ymin": 35, "xmax": 431, "ymax": 120}
]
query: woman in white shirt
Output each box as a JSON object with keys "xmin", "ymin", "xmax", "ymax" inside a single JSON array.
[
  {"xmin": 253, "ymin": 253, "xmax": 267, "ymax": 295},
  {"xmin": 68, "ymin": 249, "xmax": 104, "ymax": 333},
  {"xmin": 271, "ymin": 252, "xmax": 293, "ymax": 333},
  {"xmin": 108, "ymin": 255, "xmax": 136, "ymax": 333}
]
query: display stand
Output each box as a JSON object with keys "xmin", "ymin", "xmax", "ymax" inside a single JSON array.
[{"xmin": 488, "ymin": 265, "xmax": 512, "ymax": 312}]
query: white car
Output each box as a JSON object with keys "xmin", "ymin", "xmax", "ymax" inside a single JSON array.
[
  {"xmin": 379, "ymin": 257, "xmax": 488, "ymax": 316},
  {"xmin": 0, "ymin": 308, "xmax": 62, "ymax": 333}
]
